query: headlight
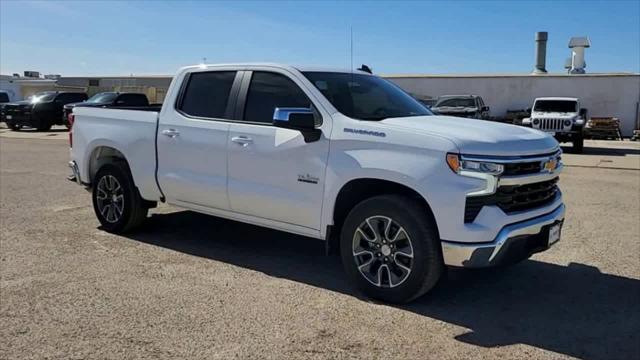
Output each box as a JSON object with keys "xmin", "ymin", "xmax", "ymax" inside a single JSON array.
[
  {"xmin": 533, "ymin": 119, "xmax": 540, "ymax": 125},
  {"xmin": 563, "ymin": 120, "xmax": 572, "ymax": 127},
  {"xmin": 446, "ymin": 153, "xmax": 504, "ymax": 175}
]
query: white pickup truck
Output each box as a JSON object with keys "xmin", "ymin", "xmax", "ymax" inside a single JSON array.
[{"xmin": 69, "ymin": 63, "xmax": 565, "ymax": 303}]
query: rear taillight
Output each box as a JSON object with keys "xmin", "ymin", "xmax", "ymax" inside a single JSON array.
[{"xmin": 68, "ymin": 114, "xmax": 74, "ymax": 148}]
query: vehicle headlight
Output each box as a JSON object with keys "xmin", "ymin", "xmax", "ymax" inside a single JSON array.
[
  {"xmin": 563, "ymin": 120, "xmax": 572, "ymax": 127},
  {"xmin": 446, "ymin": 153, "xmax": 504, "ymax": 175},
  {"xmin": 533, "ymin": 119, "xmax": 540, "ymax": 125}
]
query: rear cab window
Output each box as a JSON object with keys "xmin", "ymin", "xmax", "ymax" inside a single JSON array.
[
  {"xmin": 116, "ymin": 94, "xmax": 149, "ymax": 106},
  {"xmin": 177, "ymin": 71, "xmax": 237, "ymax": 119}
]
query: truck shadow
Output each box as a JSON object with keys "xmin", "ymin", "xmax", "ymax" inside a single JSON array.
[
  {"xmin": 122, "ymin": 210, "xmax": 640, "ymax": 360},
  {"xmin": 561, "ymin": 144, "xmax": 640, "ymax": 156}
]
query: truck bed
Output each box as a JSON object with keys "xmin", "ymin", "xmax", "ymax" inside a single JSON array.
[{"xmin": 70, "ymin": 106, "xmax": 163, "ymax": 201}]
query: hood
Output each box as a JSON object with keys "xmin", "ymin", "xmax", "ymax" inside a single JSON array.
[
  {"xmin": 64, "ymin": 101, "xmax": 105, "ymax": 109},
  {"xmin": 381, "ymin": 115, "xmax": 559, "ymax": 156},
  {"xmin": 531, "ymin": 112, "xmax": 577, "ymax": 119},
  {"xmin": 4, "ymin": 101, "xmax": 33, "ymax": 109},
  {"xmin": 432, "ymin": 106, "xmax": 478, "ymax": 113}
]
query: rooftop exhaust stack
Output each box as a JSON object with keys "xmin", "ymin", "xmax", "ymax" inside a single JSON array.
[
  {"xmin": 533, "ymin": 32, "xmax": 548, "ymax": 74},
  {"xmin": 569, "ymin": 37, "xmax": 591, "ymax": 74}
]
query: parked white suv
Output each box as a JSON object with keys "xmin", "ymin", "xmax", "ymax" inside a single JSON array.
[
  {"xmin": 68, "ymin": 63, "xmax": 565, "ymax": 303},
  {"xmin": 522, "ymin": 97, "xmax": 585, "ymax": 152}
]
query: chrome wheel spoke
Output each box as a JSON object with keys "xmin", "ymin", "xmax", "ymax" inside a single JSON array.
[
  {"xmin": 96, "ymin": 175, "xmax": 124, "ymax": 223},
  {"xmin": 96, "ymin": 188, "xmax": 108, "ymax": 200}
]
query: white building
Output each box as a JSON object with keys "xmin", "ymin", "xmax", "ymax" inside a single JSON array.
[{"xmin": 386, "ymin": 72, "xmax": 640, "ymax": 136}]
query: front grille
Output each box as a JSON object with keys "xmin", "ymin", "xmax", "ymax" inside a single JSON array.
[
  {"xmin": 503, "ymin": 161, "xmax": 542, "ymax": 176},
  {"xmin": 464, "ymin": 178, "xmax": 559, "ymax": 223},
  {"xmin": 538, "ymin": 118, "xmax": 565, "ymax": 131}
]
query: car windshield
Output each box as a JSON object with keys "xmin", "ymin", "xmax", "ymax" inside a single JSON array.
[
  {"xmin": 435, "ymin": 98, "xmax": 476, "ymax": 108},
  {"xmin": 87, "ymin": 92, "xmax": 117, "ymax": 103},
  {"xmin": 534, "ymin": 100, "xmax": 577, "ymax": 113},
  {"xmin": 302, "ymin": 72, "xmax": 432, "ymax": 120},
  {"xmin": 31, "ymin": 92, "xmax": 56, "ymax": 103}
]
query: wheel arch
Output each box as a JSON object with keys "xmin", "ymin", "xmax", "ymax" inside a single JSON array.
[
  {"xmin": 85, "ymin": 143, "xmax": 130, "ymax": 185},
  {"xmin": 326, "ymin": 177, "xmax": 438, "ymax": 255}
]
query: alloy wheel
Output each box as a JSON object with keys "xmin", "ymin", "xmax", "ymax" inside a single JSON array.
[{"xmin": 352, "ymin": 215, "xmax": 414, "ymax": 288}]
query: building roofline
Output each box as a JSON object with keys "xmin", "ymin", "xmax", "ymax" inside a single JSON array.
[{"xmin": 383, "ymin": 72, "xmax": 640, "ymax": 78}]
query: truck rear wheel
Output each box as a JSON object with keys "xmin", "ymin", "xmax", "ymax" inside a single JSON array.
[
  {"xmin": 340, "ymin": 195, "xmax": 443, "ymax": 303},
  {"xmin": 92, "ymin": 162, "xmax": 148, "ymax": 233}
]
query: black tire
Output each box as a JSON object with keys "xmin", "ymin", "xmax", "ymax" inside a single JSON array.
[
  {"xmin": 340, "ymin": 194, "xmax": 444, "ymax": 303},
  {"xmin": 573, "ymin": 134, "xmax": 584, "ymax": 153},
  {"xmin": 36, "ymin": 119, "xmax": 52, "ymax": 131},
  {"xmin": 7, "ymin": 122, "xmax": 20, "ymax": 131},
  {"xmin": 92, "ymin": 162, "xmax": 148, "ymax": 233}
]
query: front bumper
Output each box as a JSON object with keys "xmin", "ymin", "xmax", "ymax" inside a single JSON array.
[{"xmin": 441, "ymin": 203, "xmax": 565, "ymax": 267}]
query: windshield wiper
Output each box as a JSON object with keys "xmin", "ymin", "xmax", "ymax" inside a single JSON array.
[{"xmin": 359, "ymin": 116, "xmax": 388, "ymax": 121}]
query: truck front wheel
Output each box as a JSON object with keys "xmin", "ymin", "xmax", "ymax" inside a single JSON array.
[
  {"xmin": 92, "ymin": 162, "xmax": 148, "ymax": 233},
  {"xmin": 340, "ymin": 195, "xmax": 444, "ymax": 303}
]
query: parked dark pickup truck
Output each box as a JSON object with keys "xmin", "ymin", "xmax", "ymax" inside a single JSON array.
[
  {"xmin": 63, "ymin": 92, "xmax": 150, "ymax": 127},
  {"xmin": 0, "ymin": 91, "xmax": 10, "ymax": 123},
  {"xmin": 4, "ymin": 91, "xmax": 88, "ymax": 131},
  {"xmin": 430, "ymin": 95, "xmax": 490, "ymax": 120}
]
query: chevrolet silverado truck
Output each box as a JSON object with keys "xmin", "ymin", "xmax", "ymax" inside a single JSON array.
[
  {"xmin": 522, "ymin": 97, "xmax": 585, "ymax": 153},
  {"xmin": 68, "ymin": 64, "xmax": 565, "ymax": 303},
  {"xmin": 63, "ymin": 92, "xmax": 150, "ymax": 128},
  {"xmin": 5, "ymin": 91, "xmax": 88, "ymax": 131}
]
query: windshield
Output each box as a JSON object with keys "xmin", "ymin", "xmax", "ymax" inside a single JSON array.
[
  {"xmin": 435, "ymin": 98, "xmax": 476, "ymax": 108},
  {"xmin": 534, "ymin": 100, "xmax": 577, "ymax": 113},
  {"xmin": 87, "ymin": 92, "xmax": 117, "ymax": 104},
  {"xmin": 31, "ymin": 92, "xmax": 56, "ymax": 103},
  {"xmin": 302, "ymin": 72, "xmax": 432, "ymax": 120}
]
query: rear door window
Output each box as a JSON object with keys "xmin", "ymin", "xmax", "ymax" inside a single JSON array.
[
  {"xmin": 178, "ymin": 71, "xmax": 237, "ymax": 119},
  {"xmin": 243, "ymin": 72, "xmax": 311, "ymax": 124}
]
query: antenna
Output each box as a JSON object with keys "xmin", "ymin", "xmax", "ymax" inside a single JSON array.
[
  {"xmin": 202, "ymin": 57, "xmax": 207, "ymax": 64},
  {"xmin": 350, "ymin": 26, "xmax": 353, "ymax": 72}
]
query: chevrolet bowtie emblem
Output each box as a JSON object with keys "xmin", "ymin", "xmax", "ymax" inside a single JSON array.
[{"xmin": 543, "ymin": 158, "xmax": 558, "ymax": 172}]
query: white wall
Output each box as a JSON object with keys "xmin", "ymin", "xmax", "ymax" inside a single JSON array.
[
  {"xmin": 386, "ymin": 74, "xmax": 640, "ymax": 136},
  {"xmin": 0, "ymin": 79, "xmax": 21, "ymax": 101}
]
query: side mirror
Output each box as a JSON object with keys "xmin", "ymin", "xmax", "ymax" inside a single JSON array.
[
  {"xmin": 273, "ymin": 107, "xmax": 321, "ymax": 142},
  {"xmin": 481, "ymin": 106, "xmax": 490, "ymax": 112}
]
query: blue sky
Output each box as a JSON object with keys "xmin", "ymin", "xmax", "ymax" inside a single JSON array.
[{"xmin": 1, "ymin": 0, "xmax": 638, "ymax": 76}]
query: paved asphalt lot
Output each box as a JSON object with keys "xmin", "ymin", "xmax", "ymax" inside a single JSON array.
[{"xmin": 1, "ymin": 128, "xmax": 639, "ymax": 359}]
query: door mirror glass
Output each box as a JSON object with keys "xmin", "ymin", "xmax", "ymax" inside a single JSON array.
[{"xmin": 481, "ymin": 106, "xmax": 490, "ymax": 112}]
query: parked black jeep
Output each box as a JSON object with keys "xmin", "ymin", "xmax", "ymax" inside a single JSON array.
[
  {"xmin": 4, "ymin": 91, "xmax": 88, "ymax": 131},
  {"xmin": 62, "ymin": 92, "xmax": 149, "ymax": 127}
]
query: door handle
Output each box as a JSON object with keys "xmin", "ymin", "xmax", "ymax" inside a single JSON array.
[
  {"xmin": 162, "ymin": 129, "xmax": 180, "ymax": 138},
  {"xmin": 231, "ymin": 136, "xmax": 253, "ymax": 146}
]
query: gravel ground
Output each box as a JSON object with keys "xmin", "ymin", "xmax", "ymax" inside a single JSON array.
[{"xmin": 1, "ymin": 136, "xmax": 639, "ymax": 360}]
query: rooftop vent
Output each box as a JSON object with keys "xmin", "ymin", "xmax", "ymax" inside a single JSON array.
[
  {"xmin": 568, "ymin": 37, "xmax": 591, "ymax": 74},
  {"xmin": 533, "ymin": 32, "xmax": 548, "ymax": 74}
]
